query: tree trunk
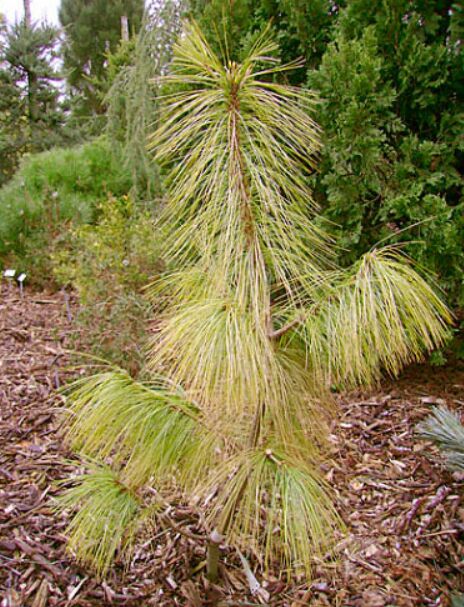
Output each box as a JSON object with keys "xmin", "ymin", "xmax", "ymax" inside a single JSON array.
[
  {"xmin": 206, "ymin": 529, "xmax": 223, "ymax": 582},
  {"xmin": 121, "ymin": 15, "xmax": 129, "ymax": 42},
  {"xmin": 27, "ymin": 71, "xmax": 38, "ymax": 123},
  {"xmin": 23, "ymin": 0, "xmax": 32, "ymax": 28},
  {"xmin": 23, "ymin": 0, "xmax": 38, "ymax": 126}
]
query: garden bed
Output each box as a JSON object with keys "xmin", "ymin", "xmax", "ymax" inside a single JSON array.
[{"xmin": 1, "ymin": 285, "xmax": 463, "ymax": 606}]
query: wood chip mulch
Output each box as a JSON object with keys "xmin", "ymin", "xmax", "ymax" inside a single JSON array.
[{"xmin": 1, "ymin": 284, "xmax": 463, "ymax": 606}]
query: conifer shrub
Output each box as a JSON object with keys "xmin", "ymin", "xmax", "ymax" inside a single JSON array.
[
  {"xmin": 53, "ymin": 194, "xmax": 161, "ymax": 372},
  {"xmin": 307, "ymin": 9, "xmax": 464, "ymax": 307},
  {"xmin": 0, "ymin": 138, "xmax": 132, "ymax": 281}
]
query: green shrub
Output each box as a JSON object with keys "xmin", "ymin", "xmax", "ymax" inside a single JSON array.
[
  {"xmin": 0, "ymin": 138, "xmax": 132, "ymax": 281},
  {"xmin": 53, "ymin": 194, "xmax": 161, "ymax": 372},
  {"xmin": 307, "ymin": 11, "xmax": 464, "ymax": 308}
]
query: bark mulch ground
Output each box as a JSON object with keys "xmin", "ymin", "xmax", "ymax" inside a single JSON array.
[{"xmin": 1, "ymin": 285, "xmax": 463, "ymax": 606}]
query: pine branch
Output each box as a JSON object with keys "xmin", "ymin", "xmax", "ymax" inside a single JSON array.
[
  {"xmin": 302, "ymin": 248, "xmax": 451, "ymax": 390},
  {"xmin": 268, "ymin": 314, "xmax": 305, "ymax": 340},
  {"xmin": 204, "ymin": 447, "xmax": 343, "ymax": 576},
  {"xmin": 57, "ymin": 463, "xmax": 144, "ymax": 577},
  {"xmin": 417, "ymin": 406, "xmax": 464, "ymax": 472},
  {"xmin": 64, "ymin": 370, "xmax": 218, "ymax": 487}
]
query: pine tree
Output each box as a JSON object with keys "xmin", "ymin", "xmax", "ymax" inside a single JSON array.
[
  {"xmin": 58, "ymin": 23, "xmax": 452, "ymax": 580},
  {"xmin": 0, "ymin": 17, "xmax": 63, "ymax": 184},
  {"xmin": 191, "ymin": 1, "xmax": 464, "ymax": 307},
  {"xmin": 59, "ymin": 0, "xmax": 144, "ymax": 115},
  {"xmin": 418, "ymin": 407, "xmax": 464, "ymax": 473}
]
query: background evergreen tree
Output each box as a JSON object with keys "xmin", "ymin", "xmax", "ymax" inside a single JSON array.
[
  {"xmin": 0, "ymin": 21, "xmax": 26, "ymax": 185},
  {"xmin": 105, "ymin": 0, "xmax": 184, "ymax": 199},
  {"xmin": 309, "ymin": 0, "xmax": 464, "ymax": 305},
  {"xmin": 0, "ymin": 17, "xmax": 64, "ymax": 185},
  {"xmin": 59, "ymin": 0, "xmax": 144, "ymax": 116},
  {"xmin": 191, "ymin": 0, "xmax": 464, "ymax": 309},
  {"xmin": 188, "ymin": 0, "xmax": 338, "ymax": 73}
]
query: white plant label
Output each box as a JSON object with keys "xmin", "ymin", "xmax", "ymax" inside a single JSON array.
[
  {"xmin": 3, "ymin": 269, "xmax": 15, "ymax": 278},
  {"xmin": 17, "ymin": 273, "xmax": 27, "ymax": 283}
]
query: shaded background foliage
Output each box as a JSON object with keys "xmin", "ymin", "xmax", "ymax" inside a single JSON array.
[
  {"xmin": 309, "ymin": 1, "xmax": 464, "ymax": 306},
  {"xmin": 0, "ymin": 138, "xmax": 132, "ymax": 271},
  {"xmin": 0, "ymin": 1, "xmax": 181, "ymax": 369},
  {"xmin": 0, "ymin": 17, "xmax": 68, "ymax": 185},
  {"xmin": 59, "ymin": 0, "xmax": 144, "ymax": 116},
  {"xmin": 190, "ymin": 0, "xmax": 464, "ymax": 307},
  {"xmin": 105, "ymin": 0, "xmax": 184, "ymax": 200}
]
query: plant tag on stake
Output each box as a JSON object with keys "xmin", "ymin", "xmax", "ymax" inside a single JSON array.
[
  {"xmin": 17, "ymin": 273, "xmax": 26, "ymax": 298},
  {"xmin": 3, "ymin": 269, "xmax": 15, "ymax": 294}
]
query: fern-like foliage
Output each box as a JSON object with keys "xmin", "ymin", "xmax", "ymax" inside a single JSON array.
[
  {"xmin": 60, "ymin": 21, "xmax": 452, "ymax": 579},
  {"xmin": 417, "ymin": 406, "xmax": 464, "ymax": 472}
]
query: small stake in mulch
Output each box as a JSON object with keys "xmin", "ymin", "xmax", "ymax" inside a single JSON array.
[
  {"xmin": 17, "ymin": 273, "xmax": 26, "ymax": 298},
  {"xmin": 62, "ymin": 288, "xmax": 72, "ymax": 322},
  {"xmin": 237, "ymin": 549, "xmax": 270, "ymax": 602}
]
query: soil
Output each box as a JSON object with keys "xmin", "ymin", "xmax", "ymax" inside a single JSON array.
[{"xmin": 1, "ymin": 285, "xmax": 463, "ymax": 607}]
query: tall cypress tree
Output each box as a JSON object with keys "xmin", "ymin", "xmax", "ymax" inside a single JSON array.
[{"xmin": 308, "ymin": 0, "xmax": 464, "ymax": 305}]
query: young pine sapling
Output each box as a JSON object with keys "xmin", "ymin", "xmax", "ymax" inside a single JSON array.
[{"xmin": 59, "ymin": 23, "xmax": 452, "ymax": 580}]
